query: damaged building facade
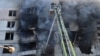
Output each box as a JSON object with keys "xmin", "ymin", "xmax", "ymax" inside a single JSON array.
[
  {"xmin": 0, "ymin": 0, "xmax": 100, "ymax": 56},
  {"xmin": 0, "ymin": 0, "xmax": 32, "ymax": 56}
]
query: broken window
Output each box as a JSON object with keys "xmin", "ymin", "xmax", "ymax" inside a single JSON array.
[
  {"xmin": 65, "ymin": 23, "xmax": 69, "ymax": 28},
  {"xmin": 9, "ymin": 10, "xmax": 17, "ymax": 16},
  {"xmin": 97, "ymin": 27, "xmax": 100, "ymax": 30},
  {"xmin": 20, "ymin": 42, "xmax": 37, "ymax": 51},
  {"xmin": 97, "ymin": 22, "xmax": 100, "ymax": 24},
  {"xmin": 3, "ymin": 45, "xmax": 13, "ymax": 53},
  {"xmin": 98, "ymin": 33, "xmax": 100, "ymax": 36},
  {"xmin": 7, "ymin": 21, "xmax": 15, "ymax": 28},
  {"xmin": 5, "ymin": 32, "xmax": 14, "ymax": 40},
  {"xmin": 23, "ymin": 55, "xmax": 36, "ymax": 56}
]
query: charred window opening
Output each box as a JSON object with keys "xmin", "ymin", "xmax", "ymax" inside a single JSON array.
[
  {"xmin": 29, "ymin": 42, "xmax": 37, "ymax": 49},
  {"xmin": 18, "ymin": 7, "xmax": 38, "ymax": 36},
  {"xmin": 99, "ymin": 39, "xmax": 100, "ymax": 43},
  {"xmin": 65, "ymin": 23, "xmax": 69, "ymax": 28},
  {"xmin": 27, "ymin": 7, "xmax": 37, "ymax": 14},
  {"xmin": 27, "ymin": 30, "xmax": 35, "ymax": 35},
  {"xmin": 9, "ymin": 10, "xmax": 17, "ymax": 16},
  {"xmin": 97, "ymin": 22, "xmax": 100, "ymax": 25},
  {"xmin": 3, "ymin": 45, "xmax": 13, "ymax": 53},
  {"xmin": 5, "ymin": 32, "xmax": 14, "ymax": 40},
  {"xmin": 98, "ymin": 33, "xmax": 100, "ymax": 36},
  {"xmin": 42, "ymin": 46, "xmax": 54, "ymax": 56},
  {"xmin": 19, "ymin": 29, "xmax": 35, "ymax": 37},
  {"xmin": 97, "ymin": 27, "xmax": 100, "ymax": 30},
  {"xmin": 23, "ymin": 55, "xmax": 36, "ymax": 56},
  {"xmin": 7, "ymin": 21, "xmax": 15, "ymax": 28},
  {"xmin": 20, "ymin": 42, "xmax": 37, "ymax": 51}
]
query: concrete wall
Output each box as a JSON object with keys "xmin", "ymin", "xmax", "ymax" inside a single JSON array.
[
  {"xmin": 0, "ymin": 31, "xmax": 18, "ymax": 41},
  {"xmin": 0, "ymin": 0, "xmax": 22, "ymax": 8},
  {"xmin": 0, "ymin": 8, "xmax": 18, "ymax": 20},
  {"xmin": 0, "ymin": 20, "xmax": 18, "ymax": 31},
  {"xmin": 0, "ymin": 0, "xmax": 23, "ymax": 56},
  {"xmin": 96, "ymin": 19, "xmax": 100, "ymax": 39}
]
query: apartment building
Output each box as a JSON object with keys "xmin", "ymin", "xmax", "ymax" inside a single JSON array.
[
  {"xmin": 0, "ymin": 0, "xmax": 100, "ymax": 56},
  {"xmin": 0, "ymin": 0, "xmax": 21, "ymax": 56}
]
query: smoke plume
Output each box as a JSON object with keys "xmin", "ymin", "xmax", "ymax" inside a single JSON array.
[
  {"xmin": 18, "ymin": 0, "xmax": 100, "ymax": 55},
  {"xmin": 61, "ymin": 0, "xmax": 100, "ymax": 54}
]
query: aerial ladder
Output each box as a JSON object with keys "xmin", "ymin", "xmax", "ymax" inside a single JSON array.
[
  {"xmin": 46, "ymin": 3, "xmax": 77, "ymax": 56},
  {"xmin": 54, "ymin": 3, "xmax": 76, "ymax": 56}
]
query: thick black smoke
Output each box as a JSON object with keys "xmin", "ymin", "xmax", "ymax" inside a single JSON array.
[
  {"xmin": 18, "ymin": 0, "xmax": 100, "ymax": 55},
  {"xmin": 17, "ymin": 0, "xmax": 38, "ymax": 52},
  {"xmin": 36, "ymin": 0, "xmax": 55, "ymax": 55},
  {"xmin": 61, "ymin": 0, "xmax": 100, "ymax": 54},
  {"xmin": 18, "ymin": 7, "xmax": 38, "ymax": 36},
  {"xmin": 18, "ymin": 0, "xmax": 54, "ymax": 55},
  {"xmin": 19, "ymin": 0, "xmax": 41, "ymax": 36}
]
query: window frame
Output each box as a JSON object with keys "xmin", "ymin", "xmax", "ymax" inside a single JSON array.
[
  {"xmin": 5, "ymin": 32, "xmax": 14, "ymax": 40},
  {"xmin": 9, "ymin": 10, "xmax": 17, "ymax": 17},
  {"xmin": 7, "ymin": 21, "xmax": 15, "ymax": 28}
]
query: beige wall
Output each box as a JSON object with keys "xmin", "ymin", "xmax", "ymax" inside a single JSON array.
[
  {"xmin": 0, "ymin": 20, "xmax": 18, "ymax": 31},
  {"xmin": 0, "ymin": 8, "xmax": 19, "ymax": 20},
  {"xmin": 0, "ymin": 0, "xmax": 23, "ymax": 56},
  {"xmin": 0, "ymin": 0, "xmax": 22, "ymax": 8},
  {"xmin": 0, "ymin": 31, "xmax": 18, "ymax": 41}
]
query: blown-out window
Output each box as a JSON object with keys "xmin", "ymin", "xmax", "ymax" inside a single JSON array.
[
  {"xmin": 23, "ymin": 55, "xmax": 35, "ymax": 56},
  {"xmin": 97, "ymin": 22, "xmax": 100, "ymax": 24},
  {"xmin": 98, "ymin": 33, "xmax": 100, "ymax": 36},
  {"xmin": 97, "ymin": 27, "xmax": 100, "ymax": 30}
]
